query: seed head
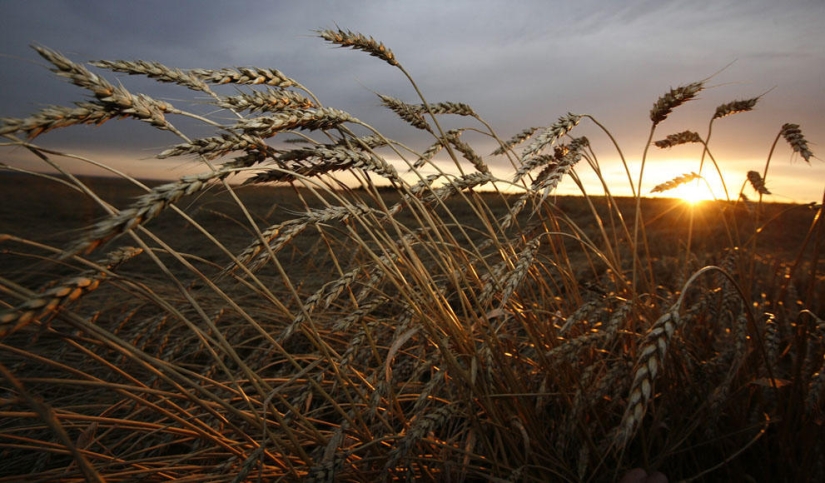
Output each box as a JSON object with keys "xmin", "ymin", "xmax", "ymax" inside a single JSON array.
[
  {"xmin": 318, "ymin": 29, "xmax": 399, "ymax": 66},
  {"xmin": 780, "ymin": 123, "xmax": 814, "ymax": 163},
  {"xmin": 747, "ymin": 170, "xmax": 771, "ymax": 195},
  {"xmin": 713, "ymin": 97, "xmax": 759, "ymax": 120},
  {"xmin": 650, "ymin": 81, "xmax": 704, "ymax": 126},
  {"xmin": 650, "ymin": 172, "xmax": 701, "ymax": 193},
  {"xmin": 654, "ymin": 131, "xmax": 703, "ymax": 149}
]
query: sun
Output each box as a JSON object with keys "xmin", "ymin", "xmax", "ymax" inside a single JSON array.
[
  {"xmin": 659, "ymin": 169, "xmax": 721, "ymax": 205},
  {"xmin": 666, "ymin": 180, "xmax": 714, "ymax": 206},
  {"xmin": 675, "ymin": 183, "xmax": 709, "ymax": 205}
]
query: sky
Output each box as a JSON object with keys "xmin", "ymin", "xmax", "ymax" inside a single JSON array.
[{"xmin": 1, "ymin": 0, "xmax": 823, "ymax": 203}]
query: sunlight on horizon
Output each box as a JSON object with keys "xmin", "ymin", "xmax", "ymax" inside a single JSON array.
[
  {"xmin": 665, "ymin": 180, "xmax": 716, "ymax": 205},
  {"xmin": 4, "ymin": 149, "xmax": 821, "ymax": 203}
]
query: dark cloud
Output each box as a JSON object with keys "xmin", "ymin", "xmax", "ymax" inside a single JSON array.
[{"xmin": 1, "ymin": 0, "xmax": 823, "ymax": 199}]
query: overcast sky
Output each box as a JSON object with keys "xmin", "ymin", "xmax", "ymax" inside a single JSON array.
[{"xmin": 1, "ymin": 0, "xmax": 823, "ymax": 202}]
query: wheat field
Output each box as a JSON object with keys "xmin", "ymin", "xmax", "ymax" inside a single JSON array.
[{"xmin": 0, "ymin": 29, "xmax": 823, "ymax": 482}]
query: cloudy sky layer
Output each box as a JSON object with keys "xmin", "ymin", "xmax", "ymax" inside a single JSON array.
[{"xmin": 1, "ymin": 0, "xmax": 823, "ymax": 202}]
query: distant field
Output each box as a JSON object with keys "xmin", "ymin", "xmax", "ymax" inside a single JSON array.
[{"xmin": 1, "ymin": 172, "xmax": 816, "ymax": 271}]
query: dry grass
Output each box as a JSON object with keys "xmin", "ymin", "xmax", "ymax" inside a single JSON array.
[{"xmin": 1, "ymin": 30, "xmax": 823, "ymax": 482}]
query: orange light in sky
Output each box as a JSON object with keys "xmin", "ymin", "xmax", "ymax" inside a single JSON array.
[{"xmin": 669, "ymin": 180, "xmax": 714, "ymax": 205}]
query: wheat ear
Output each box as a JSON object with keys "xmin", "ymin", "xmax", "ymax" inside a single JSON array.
[
  {"xmin": 653, "ymin": 131, "xmax": 703, "ymax": 149},
  {"xmin": 1, "ymin": 102, "xmax": 112, "ymax": 138},
  {"xmin": 649, "ymin": 81, "xmax": 704, "ymax": 126},
  {"xmin": 379, "ymin": 95, "xmax": 431, "ymax": 131},
  {"xmin": 190, "ymin": 66, "xmax": 297, "ymax": 87},
  {"xmin": 158, "ymin": 133, "xmax": 269, "ymax": 160},
  {"xmin": 244, "ymin": 145, "xmax": 399, "ymax": 184},
  {"xmin": 747, "ymin": 170, "xmax": 771, "ymax": 195},
  {"xmin": 491, "ymin": 127, "xmax": 540, "ymax": 155},
  {"xmin": 615, "ymin": 308, "xmax": 680, "ymax": 446},
  {"xmin": 233, "ymin": 108, "xmax": 357, "ymax": 137},
  {"xmin": 318, "ymin": 28, "xmax": 399, "ymax": 66},
  {"xmin": 780, "ymin": 123, "xmax": 814, "ymax": 162},
  {"xmin": 218, "ymin": 88, "xmax": 315, "ymax": 113},
  {"xmin": 518, "ymin": 113, "xmax": 582, "ymax": 170},
  {"xmin": 34, "ymin": 46, "xmax": 183, "ymax": 135},
  {"xmin": 498, "ymin": 238, "xmax": 541, "ymax": 305},
  {"xmin": 91, "ymin": 59, "xmax": 211, "ymax": 92},
  {"xmin": 650, "ymin": 172, "xmax": 701, "ymax": 193},
  {"xmin": 383, "ymin": 404, "xmax": 457, "ymax": 472},
  {"xmin": 532, "ymin": 137, "xmax": 588, "ymax": 202},
  {"xmin": 0, "ymin": 247, "xmax": 142, "ymax": 337},
  {"xmin": 712, "ymin": 96, "xmax": 760, "ymax": 120},
  {"xmin": 66, "ymin": 169, "xmax": 236, "ymax": 255}
]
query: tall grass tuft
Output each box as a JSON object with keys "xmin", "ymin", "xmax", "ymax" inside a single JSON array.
[{"xmin": 1, "ymin": 31, "xmax": 823, "ymax": 482}]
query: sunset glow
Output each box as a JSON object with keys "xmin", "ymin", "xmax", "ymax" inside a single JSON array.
[{"xmin": 670, "ymin": 180, "xmax": 714, "ymax": 205}]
